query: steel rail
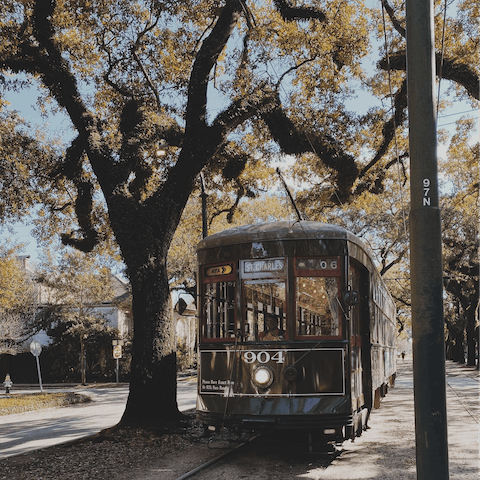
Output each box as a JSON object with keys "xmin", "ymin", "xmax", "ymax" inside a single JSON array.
[{"xmin": 174, "ymin": 435, "xmax": 259, "ymax": 480}]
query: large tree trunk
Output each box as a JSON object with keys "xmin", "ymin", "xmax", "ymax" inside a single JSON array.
[
  {"xmin": 109, "ymin": 179, "xmax": 196, "ymax": 425},
  {"xmin": 80, "ymin": 335, "xmax": 86, "ymax": 385},
  {"xmin": 452, "ymin": 328, "xmax": 465, "ymax": 364},
  {"xmin": 465, "ymin": 307, "xmax": 477, "ymax": 367},
  {"xmin": 445, "ymin": 336, "xmax": 453, "ymax": 361},
  {"xmin": 120, "ymin": 258, "xmax": 181, "ymax": 424},
  {"xmin": 82, "ymin": 2, "xmax": 244, "ymax": 425}
]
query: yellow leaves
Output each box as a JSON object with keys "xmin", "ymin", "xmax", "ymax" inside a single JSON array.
[
  {"xmin": 38, "ymin": 248, "xmax": 116, "ymax": 310},
  {"xmin": 440, "ymin": 118, "xmax": 479, "ymax": 213},
  {"xmin": 0, "ymin": 248, "xmax": 32, "ymax": 311},
  {"xmin": 168, "ymin": 190, "xmax": 291, "ymax": 288}
]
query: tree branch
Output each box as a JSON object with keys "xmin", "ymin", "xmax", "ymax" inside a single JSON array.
[
  {"xmin": 379, "ymin": 51, "xmax": 480, "ymax": 100},
  {"xmin": 273, "ymin": 0, "xmax": 326, "ymax": 22},
  {"xmin": 31, "ymin": 0, "xmax": 94, "ymax": 131},
  {"xmin": 390, "ymin": 293, "xmax": 411, "ymax": 308},
  {"xmin": 381, "ymin": 0, "xmax": 405, "ymax": 37},
  {"xmin": 185, "ymin": 0, "xmax": 243, "ymax": 134},
  {"xmin": 209, "ymin": 181, "xmax": 246, "ymax": 225},
  {"xmin": 100, "ymin": 33, "xmax": 135, "ymax": 99},
  {"xmin": 358, "ymin": 79, "xmax": 408, "ymax": 179},
  {"xmin": 61, "ymin": 179, "xmax": 99, "ymax": 252},
  {"xmin": 211, "ymin": 88, "xmax": 277, "ymax": 139},
  {"xmin": 131, "ymin": 17, "xmax": 162, "ymax": 110},
  {"xmin": 50, "ymin": 136, "xmax": 100, "ymax": 252},
  {"xmin": 261, "ymin": 94, "xmax": 358, "ymax": 203},
  {"xmin": 380, "ymin": 247, "xmax": 408, "ymax": 276},
  {"xmin": 276, "ymin": 57, "xmax": 319, "ymax": 90}
]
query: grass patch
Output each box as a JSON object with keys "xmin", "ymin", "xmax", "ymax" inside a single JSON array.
[{"xmin": 0, "ymin": 392, "xmax": 91, "ymax": 416}]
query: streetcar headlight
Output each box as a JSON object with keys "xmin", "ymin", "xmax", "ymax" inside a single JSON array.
[{"xmin": 252, "ymin": 366, "xmax": 274, "ymax": 389}]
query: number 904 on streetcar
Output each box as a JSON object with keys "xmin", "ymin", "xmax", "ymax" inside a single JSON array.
[{"xmin": 196, "ymin": 221, "xmax": 396, "ymax": 441}]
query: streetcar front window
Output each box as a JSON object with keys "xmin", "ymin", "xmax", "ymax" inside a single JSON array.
[
  {"xmin": 244, "ymin": 280, "xmax": 286, "ymax": 341},
  {"xmin": 296, "ymin": 276, "xmax": 341, "ymax": 338},
  {"xmin": 203, "ymin": 281, "xmax": 236, "ymax": 340}
]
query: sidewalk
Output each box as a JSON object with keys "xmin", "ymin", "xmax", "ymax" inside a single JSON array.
[{"xmin": 318, "ymin": 359, "xmax": 479, "ymax": 479}]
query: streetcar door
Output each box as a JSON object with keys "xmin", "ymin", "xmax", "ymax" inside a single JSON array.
[{"xmin": 349, "ymin": 264, "xmax": 364, "ymax": 412}]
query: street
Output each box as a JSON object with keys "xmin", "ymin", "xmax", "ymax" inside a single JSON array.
[{"xmin": 0, "ymin": 378, "xmax": 198, "ymax": 459}]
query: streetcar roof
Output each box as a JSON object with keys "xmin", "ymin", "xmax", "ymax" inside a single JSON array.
[{"xmin": 197, "ymin": 220, "xmax": 368, "ymax": 252}]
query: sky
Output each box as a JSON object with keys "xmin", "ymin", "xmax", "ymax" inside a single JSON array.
[{"xmin": 0, "ymin": 3, "xmax": 478, "ymax": 265}]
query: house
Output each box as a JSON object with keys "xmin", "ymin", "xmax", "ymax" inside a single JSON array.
[
  {"xmin": 13, "ymin": 256, "xmax": 133, "ymax": 348},
  {"xmin": 1, "ymin": 254, "xmax": 196, "ymax": 381},
  {"xmin": 0, "ymin": 256, "xmax": 133, "ymax": 383},
  {"xmin": 173, "ymin": 294, "xmax": 197, "ymax": 369}
]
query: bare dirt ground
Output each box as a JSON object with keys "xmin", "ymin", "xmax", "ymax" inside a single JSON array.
[
  {"xmin": 0, "ymin": 418, "xmax": 339, "ymax": 480},
  {"xmin": 0, "ymin": 415, "xmax": 219, "ymax": 480},
  {"xmin": 0, "ymin": 359, "xmax": 478, "ymax": 480}
]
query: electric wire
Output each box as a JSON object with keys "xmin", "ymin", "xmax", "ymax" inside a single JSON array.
[
  {"xmin": 436, "ymin": 0, "xmax": 449, "ymax": 121},
  {"xmin": 438, "ymin": 108, "xmax": 478, "ymax": 118},
  {"xmin": 438, "ymin": 118, "xmax": 479, "ymax": 128},
  {"xmin": 380, "ymin": 0, "xmax": 408, "ymax": 241},
  {"xmin": 221, "ymin": 330, "xmax": 240, "ymax": 425},
  {"xmin": 236, "ymin": 5, "xmax": 345, "ymax": 210}
]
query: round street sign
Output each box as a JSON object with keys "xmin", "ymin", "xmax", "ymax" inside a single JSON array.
[{"xmin": 30, "ymin": 340, "xmax": 42, "ymax": 357}]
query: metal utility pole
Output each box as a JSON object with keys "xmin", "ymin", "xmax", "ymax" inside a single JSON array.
[{"xmin": 406, "ymin": 0, "xmax": 449, "ymax": 479}]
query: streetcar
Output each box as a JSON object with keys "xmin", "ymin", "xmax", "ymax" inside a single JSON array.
[{"xmin": 196, "ymin": 221, "xmax": 396, "ymax": 442}]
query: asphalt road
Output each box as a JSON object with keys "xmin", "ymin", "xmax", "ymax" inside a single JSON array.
[{"xmin": 0, "ymin": 378, "xmax": 198, "ymax": 459}]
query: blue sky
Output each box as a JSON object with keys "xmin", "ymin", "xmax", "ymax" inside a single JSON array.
[{"xmin": 1, "ymin": 4, "xmax": 478, "ymax": 264}]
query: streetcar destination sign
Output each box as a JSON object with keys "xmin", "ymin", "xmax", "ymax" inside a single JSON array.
[{"xmin": 244, "ymin": 259, "xmax": 285, "ymax": 273}]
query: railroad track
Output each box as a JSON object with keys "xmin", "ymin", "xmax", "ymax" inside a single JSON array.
[
  {"xmin": 174, "ymin": 435, "xmax": 257, "ymax": 480},
  {"xmin": 173, "ymin": 431, "xmax": 337, "ymax": 480},
  {"xmin": 171, "ymin": 362, "xmax": 478, "ymax": 480}
]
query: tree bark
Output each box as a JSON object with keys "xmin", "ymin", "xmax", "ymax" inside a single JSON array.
[
  {"xmin": 452, "ymin": 329, "xmax": 465, "ymax": 364},
  {"xmin": 105, "ymin": 158, "xmax": 202, "ymax": 424},
  {"xmin": 121, "ymin": 259, "xmax": 180, "ymax": 424},
  {"xmin": 80, "ymin": 335, "xmax": 86, "ymax": 385},
  {"xmin": 465, "ymin": 307, "xmax": 477, "ymax": 367}
]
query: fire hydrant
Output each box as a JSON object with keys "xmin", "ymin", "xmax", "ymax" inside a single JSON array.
[{"xmin": 3, "ymin": 374, "xmax": 13, "ymax": 394}]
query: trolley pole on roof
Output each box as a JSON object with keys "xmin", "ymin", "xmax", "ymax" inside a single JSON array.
[{"xmin": 406, "ymin": 0, "xmax": 449, "ymax": 479}]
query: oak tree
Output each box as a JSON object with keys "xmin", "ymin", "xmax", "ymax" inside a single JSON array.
[
  {"xmin": 441, "ymin": 120, "xmax": 479, "ymax": 366},
  {"xmin": 0, "ymin": 0, "xmax": 478, "ymax": 425},
  {"xmin": 0, "ymin": 0, "xmax": 368, "ymax": 425}
]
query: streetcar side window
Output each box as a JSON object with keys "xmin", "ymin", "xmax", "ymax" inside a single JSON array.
[
  {"xmin": 203, "ymin": 281, "xmax": 236, "ymax": 340},
  {"xmin": 295, "ymin": 276, "xmax": 341, "ymax": 338},
  {"xmin": 243, "ymin": 280, "xmax": 286, "ymax": 341}
]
